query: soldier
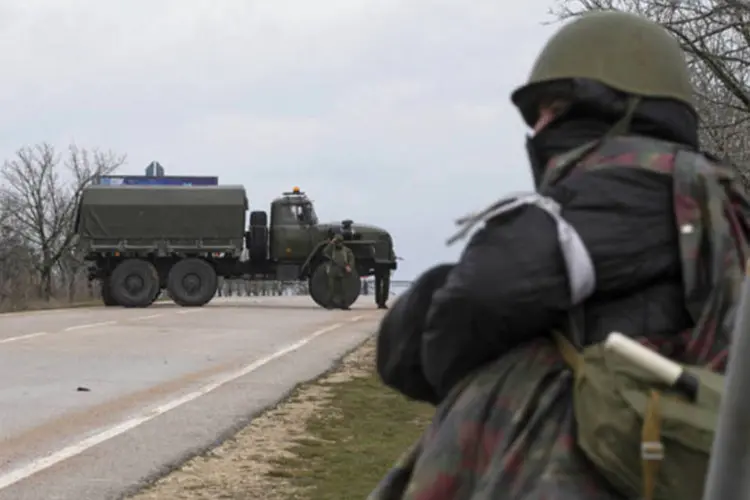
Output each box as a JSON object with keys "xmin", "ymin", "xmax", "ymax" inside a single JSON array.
[
  {"xmin": 323, "ymin": 234, "xmax": 355, "ymax": 310},
  {"xmin": 372, "ymin": 11, "xmax": 750, "ymax": 500},
  {"xmin": 374, "ymin": 270, "xmax": 389, "ymax": 309}
]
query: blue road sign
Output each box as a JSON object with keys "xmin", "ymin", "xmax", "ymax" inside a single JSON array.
[{"xmin": 97, "ymin": 175, "xmax": 218, "ymax": 186}]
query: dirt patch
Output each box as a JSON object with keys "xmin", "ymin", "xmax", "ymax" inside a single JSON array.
[{"xmin": 128, "ymin": 337, "xmax": 432, "ymax": 500}]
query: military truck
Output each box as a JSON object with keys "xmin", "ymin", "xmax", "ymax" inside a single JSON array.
[{"xmin": 74, "ymin": 185, "xmax": 397, "ymax": 309}]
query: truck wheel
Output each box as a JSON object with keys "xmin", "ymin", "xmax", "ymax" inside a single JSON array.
[
  {"xmin": 344, "ymin": 272, "xmax": 362, "ymax": 307},
  {"xmin": 167, "ymin": 258, "xmax": 217, "ymax": 307},
  {"xmin": 101, "ymin": 277, "xmax": 119, "ymax": 306},
  {"xmin": 146, "ymin": 288, "xmax": 162, "ymax": 306},
  {"xmin": 249, "ymin": 211, "xmax": 267, "ymax": 227},
  {"xmin": 110, "ymin": 259, "xmax": 160, "ymax": 308},
  {"xmin": 309, "ymin": 264, "xmax": 360, "ymax": 310},
  {"xmin": 308, "ymin": 264, "xmax": 328, "ymax": 308}
]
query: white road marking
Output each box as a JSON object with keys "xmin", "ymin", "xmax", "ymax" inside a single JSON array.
[
  {"xmin": 0, "ymin": 318, "xmax": 361, "ymax": 490},
  {"xmin": 133, "ymin": 314, "xmax": 162, "ymax": 321},
  {"xmin": 0, "ymin": 332, "xmax": 48, "ymax": 344},
  {"xmin": 0, "ymin": 304, "xmax": 369, "ymax": 346},
  {"xmin": 0, "ymin": 307, "xmax": 98, "ymax": 317},
  {"xmin": 63, "ymin": 321, "xmax": 117, "ymax": 331},
  {"xmin": 0, "ymin": 309, "xmax": 199, "ymax": 345},
  {"xmin": 0, "ymin": 296, "xmax": 275, "ymax": 317}
]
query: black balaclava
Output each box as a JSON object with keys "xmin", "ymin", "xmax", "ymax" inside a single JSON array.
[
  {"xmin": 521, "ymin": 79, "xmax": 699, "ymax": 187},
  {"xmin": 525, "ymin": 116, "xmax": 612, "ymax": 185}
]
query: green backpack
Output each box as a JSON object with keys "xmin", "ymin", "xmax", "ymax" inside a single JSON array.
[
  {"xmin": 541, "ymin": 139, "xmax": 750, "ymax": 500},
  {"xmin": 554, "ymin": 331, "xmax": 722, "ymax": 500}
]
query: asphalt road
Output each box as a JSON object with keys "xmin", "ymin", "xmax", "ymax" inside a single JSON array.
[{"xmin": 0, "ymin": 296, "xmax": 383, "ymax": 500}]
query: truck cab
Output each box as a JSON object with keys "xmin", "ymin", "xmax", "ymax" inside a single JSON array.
[
  {"xmin": 246, "ymin": 186, "xmax": 396, "ymax": 281},
  {"xmin": 268, "ymin": 188, "xmax": 320, "ymax": 262}
]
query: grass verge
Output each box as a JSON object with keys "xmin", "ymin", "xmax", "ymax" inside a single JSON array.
[
  {"xmin": 129, "ymin": 337, "xmax": 434, "ymax": 500},
  {"xmin": 267, "ymin": 340, "xmax": 434, "ymax": 499}
]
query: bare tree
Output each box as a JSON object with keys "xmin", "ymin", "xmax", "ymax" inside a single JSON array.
[
  {"xmin": 551, "ymin": 0, "xmax": 750, "ymax": 179},
  {"xmin": 0, "ymin": 143, "xmax": 125, "ymax": 301},
  {"xmin": 0, "ymin": 210, "xmax": 34, "ymax": 308}
]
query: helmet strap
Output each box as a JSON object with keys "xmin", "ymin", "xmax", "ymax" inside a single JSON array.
[{"xmin": 605, "ymin": 96, "xmax": 641, "ymax": 137}]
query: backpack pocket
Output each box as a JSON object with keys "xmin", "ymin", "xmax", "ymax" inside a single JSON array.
[{"xmin": 556, "ymin": 333, "xmax": 722, "ymax": 500}]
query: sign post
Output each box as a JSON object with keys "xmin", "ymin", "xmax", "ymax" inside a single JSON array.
[{"xmin": 145, "ymin": 161, "xmax": 165, "ymax": 177}]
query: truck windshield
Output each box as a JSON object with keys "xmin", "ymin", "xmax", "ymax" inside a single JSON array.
[
  {"xmin": 302, "ymin": 203, "xmax": 318, "ymax": 225},
  {"xmin": 274, "ymin": 198, "xmax": 318, "ymax": 226}
]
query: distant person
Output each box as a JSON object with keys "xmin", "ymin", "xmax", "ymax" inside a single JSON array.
[
  {"xmin": 371, "ymin": 10, "xmax": 750, "ymax": 500},
  {"xmin": 323, "ymin": 234, "xmax": 355, "ymax": 310},
  {"xmin": 374, "ymin": 269, "xmax": 390, "ymax": 309}
]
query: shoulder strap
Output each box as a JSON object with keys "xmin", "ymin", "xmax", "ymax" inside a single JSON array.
[
  {"xmin": 552, "ymin": 330, "xmax": 584, "ymax": 373},
  {"xmin": 674, "ymin": 150, "xmax": 730, "ymax": 318},
  {"xmin": 540, "ymin": 139, "xmax": 602, "ymax": 189},
  {"xmin": 673, "ymin": 150, "xmax": 744, "ymax": 367}
]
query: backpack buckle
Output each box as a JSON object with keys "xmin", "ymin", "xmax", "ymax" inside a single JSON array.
[{"xmin": 641, "ymin": 441, "xmax": 664, "ymax": 461}]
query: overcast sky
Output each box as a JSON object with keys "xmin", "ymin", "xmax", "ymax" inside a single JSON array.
[{"xmin": 0, "ymin": 0, "xmax": 559, "ymax": 280}]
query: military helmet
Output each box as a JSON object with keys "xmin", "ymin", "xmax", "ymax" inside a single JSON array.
[
  {"xmin": 332, "ymin": 234, "xmax": 343, "ymax": 243},
  {"xmin": 511, "ymin": 11, "xmax": 695, "ymax": 126}
]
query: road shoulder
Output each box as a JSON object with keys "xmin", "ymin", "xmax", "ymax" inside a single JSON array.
[{"xmin": 127, "ymin": 336, "xmax": 434, "ymax": 500}]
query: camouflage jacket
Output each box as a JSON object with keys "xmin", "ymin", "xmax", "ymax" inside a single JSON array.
[
  {"xmin": 323, "ymin": 242, "xmax": 354, "ymax": 270},
  {"xmin": 369, "ymin": 135, "xmax": 750, "ymax": 499}
]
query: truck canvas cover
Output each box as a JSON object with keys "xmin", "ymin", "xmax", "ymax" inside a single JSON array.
[{"xmin": 76, "ymin": 185, "xmax": 247, "ymax": 244}]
